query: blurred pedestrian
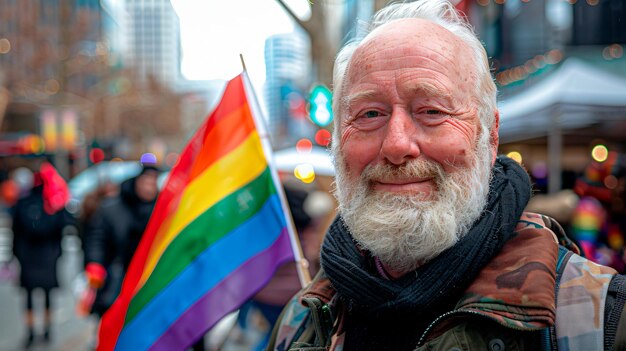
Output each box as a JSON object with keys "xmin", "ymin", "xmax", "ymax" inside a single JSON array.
[
  {"xmin": 79, "ymin": 163, "xmax": 159, "ymax": 317},
  {"xmin": 79, "ymin": 181, "xmax": 118, "ymax": 228},
  {"xmin": 11, "ymin": 163, "xmax": 72, "ymax": 347}
]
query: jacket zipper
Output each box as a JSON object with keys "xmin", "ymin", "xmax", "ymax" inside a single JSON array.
[{"xmin": 417, "ymin": 308, "xmax": 544, "ymax": 347}]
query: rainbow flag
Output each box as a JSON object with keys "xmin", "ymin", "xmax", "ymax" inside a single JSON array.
[{"xmin": 97, "ymin": 73, "xmax": 301, "ymax": 351}]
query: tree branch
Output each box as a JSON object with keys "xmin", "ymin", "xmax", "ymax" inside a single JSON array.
[{"xmin": 275, "ymin": 0, "xmax": 310, "ymax": 33}]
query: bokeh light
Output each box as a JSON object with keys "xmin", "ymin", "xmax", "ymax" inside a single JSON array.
[
  {"xmin": 30, "ymin": 135, "xmax": 44, "ymax": 154},
  {"xmin": 166, "ymin": 152, "xmax": 179, "ymax": 168},
  {"xmin": 610, "ymin": 44, "xmax": 623, "ymax": 58},
  {"xmin": 140, "ymin": 152, "xmax": 158, "ymax": 165},
  {"xmin": 546, "ymin": 49, "xmax": 563, "ymax": 64},
  {"xmin": 0, "ymin": 38, "xmax": 10, "ymax": 54},
  {"xmin": 507, "ymin": 151, "xmax": 523, "ymax": 164},
  {"xmin": 603, "ymin": 47, "xmax": 613, "ymax": 60},
  {"xmin": 296, "ymin": 138, "xmax": 313, "ymax": 154},
  {"xmin": 44, "ymin": 79, "xmax": 60, "ymax": 95},
  {"xmin": 89, "ymin": 148, "xmax": 105, "ymax": 164},
  {"xmin": 20, "ymin": 135, "xmax": 45, "ymax": 154},
  {"xmin": 604, "ymin": 175, "xmax": 618, "ymax": 190},
  {"xmin": 534, "ymin": 55, "xmax": 546, "ymax": 68},
  {"xmin": 314, "ymin": 129, "xmax": 331, "ymax": 146},
  {"xmin": 603, "ymin": 44, "xmax": 623, "ymax": 60},
  {"xmin": 294, "ymin": 163, "xmax": 315, "ymax": 184},
  {"xmin": 591, "ymin": 144, "xmax": 609, "ymax": 162},
  {"xmin": 532, "ymin": 162, "xmax": 548, "ymax": 179}
]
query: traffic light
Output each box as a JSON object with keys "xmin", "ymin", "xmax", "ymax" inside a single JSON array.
[{"xmin": 309, "ymin": 85, "xmax": 333, "ymax": 127}]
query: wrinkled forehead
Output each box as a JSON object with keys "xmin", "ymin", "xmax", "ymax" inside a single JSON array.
[{"xmin": 346, "ymin": 18, "xmax": 476, "ymax": 84}]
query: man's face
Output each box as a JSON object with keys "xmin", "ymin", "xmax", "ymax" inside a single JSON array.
[
  {"xmin": 135, "ymin": 170, "xmax": 158, "ymax": 202},
  {"xmin": 334, "ymin": 19, "xmax": 495, "ymax": 274},
  {"xmin": 339, "ymin": 18, "xmax": 484, "ymax": 196}
]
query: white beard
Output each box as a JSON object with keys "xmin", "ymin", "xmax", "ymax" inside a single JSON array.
[{"xmin": 333, "ymin": 131, "xmax": 493, "ymax": 275}]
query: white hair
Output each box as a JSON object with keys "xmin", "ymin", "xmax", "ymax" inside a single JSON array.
[{"xmin": 331, "ymin": 0, "xmax": 497, "ymax": 154}]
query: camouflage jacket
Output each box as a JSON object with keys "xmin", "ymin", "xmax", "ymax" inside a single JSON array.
[{"xmin": 267, "ymin": 213, "xmax": 626, "ymax": 351}]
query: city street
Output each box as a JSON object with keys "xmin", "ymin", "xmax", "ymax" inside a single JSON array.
[
  {"xmin": 0, "ymin": 232, "xmax": 96, "ymax": 351},
  {"xmin": 0, "ymin": 215, "xmax": 262, "ymax": 351}
]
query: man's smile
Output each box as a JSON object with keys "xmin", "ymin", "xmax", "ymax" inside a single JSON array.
[{"xmin": 372, "ymin": 177, "xmax": 436, "ymax": 194}]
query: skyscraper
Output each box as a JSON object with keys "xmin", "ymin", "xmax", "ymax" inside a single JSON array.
[
  {"xmin": 123, "ymin": 0, "xmax": 181, "ymax": 87},
  {"xmin": 264, "ymin": 30, "xmax": 311, "ymax": 147}
]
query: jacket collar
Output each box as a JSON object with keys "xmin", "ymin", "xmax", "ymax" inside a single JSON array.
[{"xmin": 453, "ymin": 212, "xmax": 561, "ymax": 330}]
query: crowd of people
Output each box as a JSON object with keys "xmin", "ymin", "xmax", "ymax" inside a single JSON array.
[{"xmin": 0, "ymin": 161, "xmax": 154, "ymax": 348}]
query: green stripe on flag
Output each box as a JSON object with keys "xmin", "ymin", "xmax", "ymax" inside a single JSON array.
[{"xmin": 124, "ymin": 167, "xmax": 276, "ymax": 324}]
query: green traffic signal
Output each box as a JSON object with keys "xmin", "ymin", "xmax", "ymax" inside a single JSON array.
[{"xmin": 309, "ymin": 85, "xmax": 333, "ymax": 127}]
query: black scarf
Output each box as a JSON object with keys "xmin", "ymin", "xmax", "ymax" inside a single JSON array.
[{"xmin": 320, "ymin": 156, "xmax": 531, "ymax": 350}]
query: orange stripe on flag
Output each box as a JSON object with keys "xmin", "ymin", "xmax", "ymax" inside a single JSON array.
[{"xmin": 189, "ymin": 103, "xmax": 256, "ymax": 180}]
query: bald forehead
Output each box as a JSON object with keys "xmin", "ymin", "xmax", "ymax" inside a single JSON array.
[
  {"xmin": 339, "ymin": 18, "xmax": 479, "ymax": 109},
  {"xmin": 349, "ymin": 18, "xmax": 476, "ymax": 77}
]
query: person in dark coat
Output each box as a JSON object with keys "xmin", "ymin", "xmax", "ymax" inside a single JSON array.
[
  {"xmin": 11, "ymin": 173, "xmax": 72, "ymax": 346},
  {"xmin": 81, "ymin": 165, "xmax": 159, "ymax": 317}
]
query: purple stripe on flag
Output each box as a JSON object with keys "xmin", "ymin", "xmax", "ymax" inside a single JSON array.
[{"xmin": 147, "ymin": 229, "xmax": 293, "ymax": 351}]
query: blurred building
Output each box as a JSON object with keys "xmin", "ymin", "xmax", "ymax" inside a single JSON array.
[
  {"xmin": 263, "ymin": 0, "xmax": 379, "ymax": 148},
  {"xmin": 123, "ymin": 0, "xmax": 181, "ymax": 87},
  {"xmin": 97, "ymin": 0, "xmax": 211, "ymax": 159},
  {"xmin": 0, "ymin": 0, "xmax": 211, "ymax": 176},
  {"xmin": 0, "ymin": 0, "xmax": 108, "ymax": 176},
  {"xmin": 571, "ymin": 0, "xmax": 626, "ymax": 46},
  {"xmin": 469, "ymin": 0, "xmax": 626, "ymax": 83},
  {"xmin": 0, "ymin": 0, "xmax": 105, "ymax": 97},
  {"xmin": 264, "ymin": 31, "xmax": 312, "ymax": 148},
  {"xmin": 469, "ymin": 0, "xmax": 626, "ymax": 193}
]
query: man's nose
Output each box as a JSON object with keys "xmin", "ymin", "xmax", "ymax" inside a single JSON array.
[{"xmin": 380, "ymin": 109, "xmax": 421, "ymax": 165}]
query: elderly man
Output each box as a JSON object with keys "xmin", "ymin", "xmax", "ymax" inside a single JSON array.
[{"xmin": 267, "ymin": 1, "xmax": 626, "ymax": 350}]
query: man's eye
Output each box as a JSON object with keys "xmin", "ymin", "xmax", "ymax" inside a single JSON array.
[
  {"xmin": 425, "ymin": 110, "xmax": 443, "ymax": 115},
  {"xmin": 363, "ymin": 110, "xmax": 381, "ymax": 118}
]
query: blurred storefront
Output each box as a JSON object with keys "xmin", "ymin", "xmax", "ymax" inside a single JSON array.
[
  {"xmin": 465, "ymin": 0, "xmax": 626, "ymax": 195},
  {"xmin": 498, "ymin": 58, "xmax": 626, "ymax": 193}
]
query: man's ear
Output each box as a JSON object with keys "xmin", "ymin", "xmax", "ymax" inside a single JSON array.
[{"xmin": 490, "ymin": 110, "xmax": 500, "ymax": 165}]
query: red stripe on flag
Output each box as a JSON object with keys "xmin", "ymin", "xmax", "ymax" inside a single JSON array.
[{"xmin": 203, "ymin": 75, "xmax": 248, "ymax": 141}]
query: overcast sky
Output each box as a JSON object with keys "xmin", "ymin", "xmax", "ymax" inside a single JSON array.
[{"xmin": 170, "ymin": 0, "xmax": 311, "ymax": 96}]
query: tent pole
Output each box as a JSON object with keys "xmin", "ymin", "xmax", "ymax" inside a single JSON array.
[{"xmin": 548, "ymin": 111, "xmax": 562, "ymax": 194}]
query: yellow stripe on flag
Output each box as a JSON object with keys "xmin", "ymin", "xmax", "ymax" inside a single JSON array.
[{"xmin": 139, "ymin": 131, "xmax": 267, "ymax": 285}]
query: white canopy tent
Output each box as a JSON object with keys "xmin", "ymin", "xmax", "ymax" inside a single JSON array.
[{"xmin": 497, "ymin": 58, "xmax": 626, "ymax": 192}]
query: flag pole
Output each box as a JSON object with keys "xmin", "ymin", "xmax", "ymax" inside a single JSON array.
[
  {"xmin": 239, "ymin": 54, "xmax": 247, "ymax": 72},
  {"xmin": 239, "ymin": 54, "xmax": 311, "ymax": 287}
]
